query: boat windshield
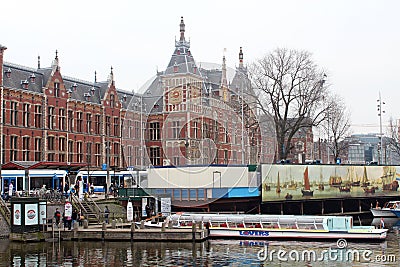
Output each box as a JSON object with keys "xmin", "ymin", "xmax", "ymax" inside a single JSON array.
[{"xmin": 386, "ymin": 202, "xmax": 397, "ymax": 209}]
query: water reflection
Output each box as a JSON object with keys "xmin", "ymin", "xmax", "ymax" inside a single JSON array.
[{"xmin": 0, "ymin": 232, "xmax": 399, "ymax": 266}]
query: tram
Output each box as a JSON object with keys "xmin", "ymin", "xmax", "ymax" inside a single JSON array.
[
  {"xmin": 1, "ymin": 169, "xmax": 68, "ymax": 198},
  {"xmin": 75, "ymin": 170, "xmax": 148, "ymax": 193}
]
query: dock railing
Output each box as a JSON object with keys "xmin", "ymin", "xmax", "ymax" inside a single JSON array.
[{"xmin": 0, "ymin": 196, "xmax": 10, "ymax": 225}]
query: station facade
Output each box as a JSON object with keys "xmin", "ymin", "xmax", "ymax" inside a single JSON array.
[{"xmin": 0, "ymin": 18, "xmax": 313, "ymax": 171}]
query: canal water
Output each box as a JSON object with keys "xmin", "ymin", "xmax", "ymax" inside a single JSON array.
[{"xmin": 0, "ymin": 224, "xmax": 399, "ymax": 266}]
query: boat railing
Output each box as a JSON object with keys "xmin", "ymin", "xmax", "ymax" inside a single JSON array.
[{"xmin": 171, "ymin": 214, "xmax": 328, "ymax": 230}]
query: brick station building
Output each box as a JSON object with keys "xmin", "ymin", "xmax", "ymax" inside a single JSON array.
[{"xmin": 0, "ymin": 17, "xmax": 280, "ymax": 172}]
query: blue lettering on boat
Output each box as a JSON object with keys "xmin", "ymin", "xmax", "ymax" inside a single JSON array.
[{"xmin": 239, "ymin": 230, "xmax": 269, "ymax": 237}]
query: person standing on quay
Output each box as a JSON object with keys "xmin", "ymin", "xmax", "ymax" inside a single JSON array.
[
  {"xmin": 104, "ymin": 205, "xmax": 110, "ymax": 224},
  {"xmin": 72, "ymin": 209, "xmax": 78, "ymax": 229},
  {"xmin": 8, "ymin": 182, "xmax": 13, "ymax": 199},
  {"xmin": 54, "ymin": 208, "xmax": 61, "ymax": 226},
  {"xmin": 104, "ymin": 183, "xmax": 108, "ymax": 199}
]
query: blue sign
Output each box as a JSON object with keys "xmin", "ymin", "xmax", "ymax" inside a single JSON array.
[{"xmin": 102, "ymin": 163, "xmax": 107, "ymax": 171}]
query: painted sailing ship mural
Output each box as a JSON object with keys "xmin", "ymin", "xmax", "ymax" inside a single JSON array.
[
  {"xmin": 349, "ymin": 166, "xmax": 360, "ymax": 186},
  {"xmin": 381, "ymin": 166, "xmax": 399, "ymax": 191},
  {"xmin": 286, "ymin": 168, "xmax": 297, "ymax": 190},
  {"xmin": 276, "ymin": 172, "xmax": 281, "ymax": 194},
  {"xmin": 339, "ymin": 167, "xmax": 352, "ymax": 192},
  {"xmin": 361, "ymin": 166, "xmax": 370, "ymax": 187},
  {"xmin": 318, "ymin": 167, "xmax": 324, "ymax": 191},
  {"xmin": 261, "ymin": 165, "xmax": 400, "ymax": 202},
  {"xmin": 329, "ymin": 168, "xmax": 342, "ymax": 187},
  {"xmin": 301, "ymin": 166, "xmax": 313, "ymax": 196}
]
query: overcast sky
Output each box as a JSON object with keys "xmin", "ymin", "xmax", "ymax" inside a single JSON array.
[{"xmin": 2, "ymin": 0, "xmax": 399, "ymax": 135}]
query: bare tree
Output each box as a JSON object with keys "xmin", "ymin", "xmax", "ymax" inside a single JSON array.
[
  {"xmin": 249, "ymin": 48, "xmax": 331, "ymax": 160},
  {"xmin": 387, "ymin": 117, "xmax": 400, "ymax": 157},
  {"xmin": 324, "ymin": 94, "xmax": 352, "ymax": 162}
]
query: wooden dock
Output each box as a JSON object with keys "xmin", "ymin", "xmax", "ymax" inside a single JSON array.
[{"xmin": 9, "ymin": 222, "xmax": 209, "ymax": 243}]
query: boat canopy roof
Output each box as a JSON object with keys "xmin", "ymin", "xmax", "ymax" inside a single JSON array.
[{"xmin": 170, "ymin": 213, "xmax": 351, "ymax": 226}]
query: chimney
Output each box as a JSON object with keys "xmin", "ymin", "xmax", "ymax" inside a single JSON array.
[{"xmin": 0, "ymin": 44, "xmax": 7, "ymax": 87}]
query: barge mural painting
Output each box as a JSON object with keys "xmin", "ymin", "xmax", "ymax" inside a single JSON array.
[{"xmin": 261, "ymin": 164, "xmax": 400, "ymax": 202}]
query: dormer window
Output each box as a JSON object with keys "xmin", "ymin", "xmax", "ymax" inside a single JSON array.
[
  {"xmin": 123, "ymin": 94, "xmax": 127, "ymax": 102},
  {"xmin": 21, "ymin": 80, "xmax": 29, "ymax": 89},
  {"xmin": 177, "ymin": 49, "xmax": 180, "ymax": 55},
  {"xmin": 30, "ymin": 73, "xmax": 36, "ymax": 83},
  {"xmin": 91, "ymin": 86, "xmax": 96, "ymax": 96},
  {"xmin": 67, "ymin": 88, "xmax": 73, "ymax": 94},
  {"xmin": 72, "ymin": 83, "xmax": 77, "ymax": 91},
  {"xmin": 84, "ymin": 92, "xmax": 91, "ymax": 101},
  {"xmin": 173, "ymin": 62, "xmax": 178, "ymax": 73},
  {"xmin": 193, "ymin": 66, "xmax": 197, "ymax": 74},
  {"xmin": 5, "ymin": 68, "xmax": 11, "ymax": 78}
]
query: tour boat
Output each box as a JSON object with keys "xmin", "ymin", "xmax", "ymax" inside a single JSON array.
[
  {"xmin": 169, "ymin": 213, "xmax": 388, "ymax": 241},
  {"xmin": 392, "ymin": 210, "xmax": 400, "ymax": 218},
  {"xmin": 371, "ymin": 217, "xmax": 400, "ymax": 228},
  {"xmin": 370, "ymin": 201, "xmax": 400, "ymax": 217}
]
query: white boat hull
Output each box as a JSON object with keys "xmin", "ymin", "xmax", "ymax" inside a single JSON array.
[
  {"xmin": 209, "ymin": 228, "xmax": 387, "ymax": 240},
  {"xmin": 370, "ymin": 208, "xmax": 397, "ymax": 217},
  {"xmin": 392, "ymin": 210, "xmax": 400, "ymax": 218}
]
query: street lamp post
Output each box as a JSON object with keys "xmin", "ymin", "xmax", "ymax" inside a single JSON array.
[
  {"xmin": 377, "ymin": 92, "xmax": 385, "ymax": 165},
  {"xmin": 0, "ymin": 45, "xmax": 7, "ymax": 195},
  {"xmin": 140, "ymin": 95, "xmax": 144, "ymax": 169},
  {"xmin": 105, "ymin": 139, "xmax": 111, "ymax": 199}
]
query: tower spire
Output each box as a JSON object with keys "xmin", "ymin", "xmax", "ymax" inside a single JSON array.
[
  {"xmin": 179, "ymin": 16, "xmax": 185, "ymax": 41},
  {"xmin": 108, "ymin": 66, "xmax": 114, "ymax": 85},
  {"xmin": 221, "ymin": 52, "xmax": 229, "ymax": 101},
  {"xmin": 52, "ymin": 49, "xmax": 59, "ymax": 71},
  {"xmin": 239, "ymin": 47, "xmax": 244, "ymax": 68},
  {"xmin": 0, "ymin": 45, "xmax": 7, "ymax": 86},
  {"xmin": 221, "ymin": 54, "xmax": 227, "ymax": 87}
]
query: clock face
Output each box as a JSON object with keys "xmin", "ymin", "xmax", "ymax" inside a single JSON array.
[
  {"xmin": 169, "ymin": 88, "xmax": 183, "ymax": 104},
  {"xmin": 192, "ymin": 87, "xmax": 200, "ymax": 98},
  {"xmin": 296, "ymin": 141, "xmax": 304, "ymax": 152}
]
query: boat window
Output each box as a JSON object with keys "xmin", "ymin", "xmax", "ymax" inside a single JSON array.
[
  {"xmin": 262, "ymin": 222, "xmax": 279, "ymax": 229},
  {"xmin": 297, "ymin": 223, "xmax": 314, "ymax": 230}
]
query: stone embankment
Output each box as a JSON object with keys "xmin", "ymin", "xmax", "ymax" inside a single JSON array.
[{"xmin": 0, "ymin": 212, "xmax": 10, "ymax": 238}]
